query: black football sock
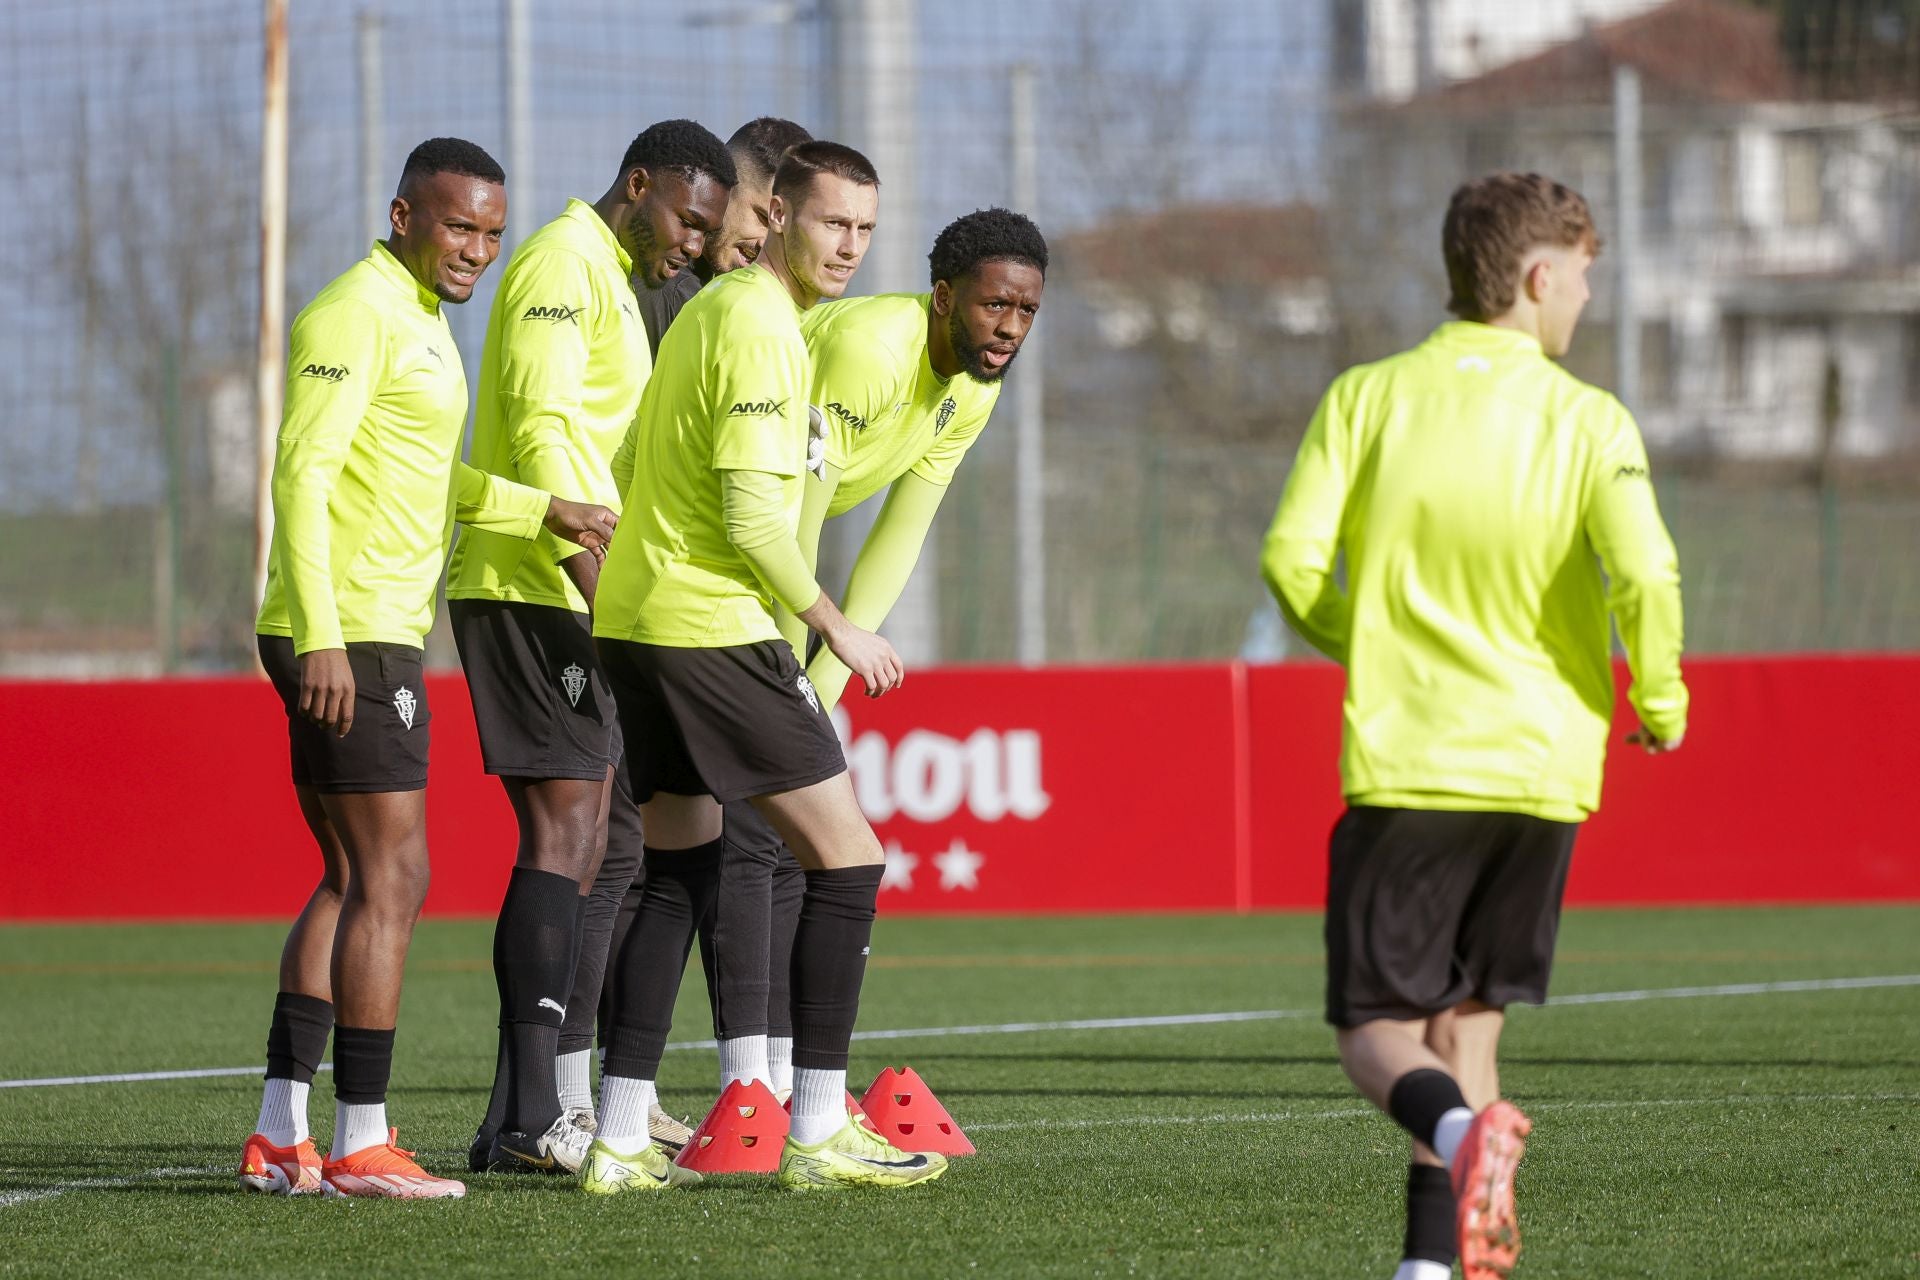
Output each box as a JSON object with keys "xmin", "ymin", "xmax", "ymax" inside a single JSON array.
[
  {"xmin": 477, "ymin": 1028, "xmax": 510, "ymax": 1138},
  {"xmin": 331, "ymin": 1025, "xmax": 396, "ymax": 1105},
  {"xmin": 602, "ymin": 840, "xmax": 724, "ymax": 1081},
  {"xmin": 1403, "ymin": 1163, "xmax": 1457, "ymax": 1267},
  {"xmin": 1386, "ymin": 1068, "xmax": 1473, "ymax": 1155},
  {"xmin": 265, "ymin": 991, "xmax": 333, "ymax": 1084},
  {"xmin": 767, "ymin": 847, "xmax": 806, "ymax": 1040},
  {"xmin": 789, "ymin": 864, "xmax": 884, "ymax": 1071},
  {"xmin": 708, "ymin": 804, "xmax": 779, "ymax": 1040},
  {"xmin": 496, "ymin": 866, "xmax": 580, "ymax": 1134},
  {"xmin": 598, "ymin": 870, "xmax": 646, "ymax": 1040},
  {"xmin": 564, "ymin": 778, "xmax": 643, "ymax": 1055}
]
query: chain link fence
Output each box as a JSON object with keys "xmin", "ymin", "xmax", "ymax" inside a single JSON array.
[{"xmin": 2, "ymin": 0, "xmax": 1916, "ymax": 675}]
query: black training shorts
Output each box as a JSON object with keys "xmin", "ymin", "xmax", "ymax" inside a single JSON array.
[
  {"xmin": 449, "ymin": 598, "xmax": 619, "ymax": 781},
  {"xmin": 257, "ymin": 634, "xmax": 430, "ymax": 794},
  {"xmin": 1323, "ymin": 805, "xmax": 1578, "ymax": 1028},
  {"xmin": 596, "ymin": 637, "xmax": 845, "ymax": 805}
]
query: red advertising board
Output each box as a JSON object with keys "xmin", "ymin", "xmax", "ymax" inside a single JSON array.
[
  {"xmin": 1, "ymin": 656, "xmax": 1915, "ymax": 920},
  {"xmin": 835, "ymin": 664, "xmax": 1244, "ymax": 914}
]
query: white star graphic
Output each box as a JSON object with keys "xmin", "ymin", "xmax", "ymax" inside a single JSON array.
[
  {"xmin": 932, "ymin": 839, "xmax": 985, "ymax": 892},
  {"xmin": 880, "ymin": 841, "xmax": 918, "ymax": 892}
]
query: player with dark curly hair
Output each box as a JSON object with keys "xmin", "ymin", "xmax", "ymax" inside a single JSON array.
[
  {"xmin": 685, "ymin": 207, "xmax": 1049, "ymax": 1104},
  {"xmin": 447, "ymin": 119, "xmax": 734, "ymax": 1177}
]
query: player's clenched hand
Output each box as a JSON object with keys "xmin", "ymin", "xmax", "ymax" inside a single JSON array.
[
  {"xmin": 826, "ymin": 622, "xmax": 904, "ymax": 698},
  {"xmin": 1625, "ymin": 723, "xmax": 1683, "ymax": 754},
  {"xmin": 545, "ymin": 497, "xmax": 618, "ymax": 562},
  {"xmin": 299, "ymin": 647, "xmax": 356, "ymax": 738}
]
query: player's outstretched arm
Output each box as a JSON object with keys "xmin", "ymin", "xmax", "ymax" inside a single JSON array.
[
  {"xmin": 805, "ymin": 472, "xmax": 945, "ymax": 710},
  {"xmin": 723, "ymin": 467, "xmax": 902, "ymax": 698},
  {"xmin": 542, "ymin": 495, "xmax": 618, "ymax": 559},
  {"xmin": 1585, "ymin": 404, "xmax": 1688, "ymax": 751},
  {"xmin": 1260, "ymin": 385, "xmax": 1354, "ymax": 663},
  {"xmin": 772, "ymin": 456, "xmax": 842, "ymax": 655},
  {"xmin": 796, "ymin": 590, "xmax": 903, "ymax": 699}
]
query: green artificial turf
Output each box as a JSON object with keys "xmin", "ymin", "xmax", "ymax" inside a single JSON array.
[{"xmin": 1, "ymin": 907, "xmax": 1916, "ymax": 1277}]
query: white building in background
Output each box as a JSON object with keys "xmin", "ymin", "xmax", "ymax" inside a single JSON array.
[
  {"xmin": 1330, "ymin": 0, "xmax": 1920, "ymax": 461},
  {"xmin": 1335, "ymin": 0, "xmax": 1668, "ymax": 101}
]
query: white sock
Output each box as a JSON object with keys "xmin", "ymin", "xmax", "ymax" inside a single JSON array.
[
  {"xmin": 598, "ymin": 1075, "xmax": 657, "ymax": 1150},
  {"xmin": 1433, "ymin": 1107, "xmax": 1475, "ymax": 1167},
  {"xmin": 789, "ymin": 1067, "xmax": 847, "ymax": 1145},
  {"xmin": 255, "ymin": 1078, "xmax": 308, "ymax": 1147},
  {"xmin": 768, "ymin": 1036, "xmax": 794, "ymax": 1094},
  {"xmin": 331, "ymin": 1100, "xmax": 388, "ymax": 1159},
  {"xmin": 1391, "ymin": 1261, "xmax": 1452, "ymax": 1280},
  {"xmin": 717, "ymin": 1034, "xmax": 770, "ymax": 1090},
  {"xmin": 556, "ymin": 1049, "xmax": 594, "ymax": 1114}
]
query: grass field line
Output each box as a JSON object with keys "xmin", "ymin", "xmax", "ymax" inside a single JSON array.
[
  {"xmin": 4, "ymin": 972, "xmax": 1916, "ymax": 1092},
  {"xmin": 964, "ymin": 1090, "xmax": 1920, "ymax": 1135},
  {"xmin": 0, "ymin": 1165, "xmax": 220, "ymax": 1209}
]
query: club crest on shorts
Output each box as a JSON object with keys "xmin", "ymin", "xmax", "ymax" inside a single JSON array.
[
  {"xmin": 393, "ymin": 686, "xmax": 417, "ymax": 730},
  {"xmin": 797, "ymin": 673, "xmax": 821, "ymax": 714},
  {"xmin": 561, "ymin": 662, "xmax": 587, "ymax": 708}
]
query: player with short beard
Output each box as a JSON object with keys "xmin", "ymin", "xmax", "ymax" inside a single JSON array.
[
  {"xmin": 790, "ymin": 207, "xmax": 1047, "ymax": 708},
  {"xmin": 446, "ymin": 119, "xmax": 734, "ymax": 1177},
  {"xmin": 239, "ymin": 138, "xmax": 617, "ymax": 1200},
  {"xmin": 636, "ymin": 116, "xmax": 814, "ymax": 354},
  {"xmin": 1262, "ymin": 172, "xmax": 1688, "ymax": 1279},
  {"xmin": 581, "ymin": 141, "xmax": 946, "ymax": 1195}
]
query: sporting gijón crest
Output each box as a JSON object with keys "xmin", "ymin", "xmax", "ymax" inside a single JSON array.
[
  {"xmin": 934, "ymin": 396, "xmax": 958, "ymax": 434},
  {"xmin": 393, "ymin": 686, "xmax": 417, "ymax": 730},
  {"xmin": 561, "ymin": 663, "xmax": 587, "ymax": 708}
]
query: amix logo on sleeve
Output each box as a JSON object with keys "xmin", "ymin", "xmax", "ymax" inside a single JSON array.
[
  {"xmin": 824, "ymin": 401, "xmax": 868, "ymax": 433},
  {"xmin": 298, "ymin": 363, "xmax": 349, "ymax": 382},
  {"xmin": 727, "ymin": 398, "xmax": 789, "ymax": 418},
  {"xmin": 522, "ymin": 304, "xmax": 584, "ymax": 325}
]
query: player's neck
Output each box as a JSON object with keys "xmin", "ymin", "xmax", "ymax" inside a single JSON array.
[
  {"xmin": 590, "ymin": 190, "xmax": 629, "ymax": 244},
  {"xmin": 1484, "ymin": 304, "xmax": 1544, "ymax": 347},
  {"xmin": 759, "ymin": 236, "xmax": 815, "ymax": 311},
  {"xmin": 926, "ymin": 307, "xmax": 961, "ymax": 381}
]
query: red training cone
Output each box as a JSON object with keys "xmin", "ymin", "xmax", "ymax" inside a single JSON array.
[
  {"xmin": 673, "ymin": 1079, "xmax": 789, "ymax": 1173},
  {"xmin": 858, "ymin": 1066, "xmax": 976, "ymax": 1156}
]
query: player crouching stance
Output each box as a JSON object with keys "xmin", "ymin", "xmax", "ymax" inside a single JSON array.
[
  {"xmin": 580, "ymin": 142, "xmax": 942, "ymax": 1195},
  {"xmin": 1261, "ymin": 173, "xmax": 1688, "ymax": 1276},
  {"xmin": 238, "ymin": 139, "xmax": 616, "ymax": 1199}
]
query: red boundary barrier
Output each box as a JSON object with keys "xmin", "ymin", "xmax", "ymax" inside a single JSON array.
[{"xmin": 1, "ymin": 656, "xmax": 1914, "ymax": 920}]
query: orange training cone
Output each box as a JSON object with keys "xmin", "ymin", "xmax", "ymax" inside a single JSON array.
[
  {"xmin": 858, "ymin": 1066, "xmax": 976, "ymax": 1156},
  {"xmin": 673, "ymin": 1079, "xmax": 788, "ymax": 1173}
]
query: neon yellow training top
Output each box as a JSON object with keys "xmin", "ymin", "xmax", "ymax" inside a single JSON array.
[
  {"xmin": 448, "ymin": 199, "xmax": 651, "ymax": 611},
  {"xmin": 595, "ymin": 263, "xmax": 814, "ymax": 648},
  {"xmin": 257, "ymin": 242, "xmax": 550, "ymax": 655},
  {"xmin": 800, "ymin": 292, "xmax": 998, "ymax": 516},
  {"xmin": 773, "ymin": 292, "xmax": 1000, "ymax": 709},
  {"xmin": 1261, "ymin": 321, "xmax": 1689, "ymax": 822}
]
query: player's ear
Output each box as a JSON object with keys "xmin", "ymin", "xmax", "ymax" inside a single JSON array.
[
  {"xmin": 1523, "ymin": 255, "xmax": 1550, "ymax": 304},
  {"xmin": 931, "ymin": 280, "xmax": 954, "ymax": 316},
  {"xmin": 388, "ymin": 195, "xmax": 410, "ymax": 239},
  {"xmin": 626, "ymin": 166, "xmax": 649, "ymax": 202},
  {"xmin": 768, "ymin": 192, "xmax": 789, "ymax": 233}
]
